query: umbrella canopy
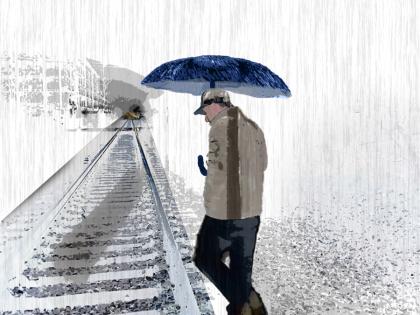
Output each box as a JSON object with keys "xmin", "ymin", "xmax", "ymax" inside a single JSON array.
[{"xmin": 141, "ymin": 55, "xmax": 291, "ymax": 98}]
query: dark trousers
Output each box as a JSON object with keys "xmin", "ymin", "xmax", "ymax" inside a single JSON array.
[{"xmin": 193, "ymin": 215, "xmax": 260, "ymax": 308}]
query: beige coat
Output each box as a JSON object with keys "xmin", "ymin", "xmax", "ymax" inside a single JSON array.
[{"xmin": 203, "ymin": 105, "xmax": 267, "ymax": 219}]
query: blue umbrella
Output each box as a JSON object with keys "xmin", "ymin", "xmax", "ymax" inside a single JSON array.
[{"xmin": 141, "ymin": 55, "xmax": 291, "ymax": 98}]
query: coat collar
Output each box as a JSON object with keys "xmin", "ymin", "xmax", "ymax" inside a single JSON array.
[{"xmin": 209, "ymin": 106, "xmax": 237, "ymax": 126}]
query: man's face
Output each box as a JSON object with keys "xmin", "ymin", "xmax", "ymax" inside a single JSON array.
[{"xmin": 203, "ymin": 103, "xmax": 223, "ymax": 123}]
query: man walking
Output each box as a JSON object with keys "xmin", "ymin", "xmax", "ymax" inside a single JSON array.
[{"xmin": 193, "ymin": 88, "xmax": 268, "ymax": 315}]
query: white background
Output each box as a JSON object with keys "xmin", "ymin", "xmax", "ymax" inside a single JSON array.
[{"xmin": 1, "ymin": 0, "xmax": 418, "ymax": 220}]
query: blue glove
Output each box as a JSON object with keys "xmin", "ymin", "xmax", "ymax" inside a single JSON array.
[{"xmin": 197, "ymin": 155, "xmax": 207, "ymax": 176}]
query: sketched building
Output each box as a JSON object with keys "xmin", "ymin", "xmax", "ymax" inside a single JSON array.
[{"xmin": 0, "ymin": 53, "xmax": 109, "ymax": 118}]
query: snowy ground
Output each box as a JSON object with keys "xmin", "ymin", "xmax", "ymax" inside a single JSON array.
[
  {"xmin": 167, "ymin": 171, "xmax": 420, "ymax": 315},
  {"xmin": 0, "ymin": 97, "xmax": 119, "ymax": 221},
  {"xmin": 0, "ymin": 129, "xmax": 210, "ymax": 314}
]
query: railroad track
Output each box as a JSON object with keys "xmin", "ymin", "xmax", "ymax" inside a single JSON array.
[{"xmin": 0, "ymin": 119, "xmax": 213, "ymax": 315}]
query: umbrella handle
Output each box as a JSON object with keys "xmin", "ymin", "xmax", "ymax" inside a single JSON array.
[{"xmin": 210, "ymin": 80, "xmax": 215, "ymax": 88}]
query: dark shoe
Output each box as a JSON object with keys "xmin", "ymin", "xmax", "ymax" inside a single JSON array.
[
  {"xmin": 226, "ymin": 302, "xmax": 252, "ymax": 315},
  {"xmin": 248, "ymin": 288, "xmax": 268, "ymax": 315}
]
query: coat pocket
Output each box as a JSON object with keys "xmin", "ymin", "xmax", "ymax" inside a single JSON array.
[{"xmin": 207, "ymin": 137, "xmax": 220, "ymax": 163}]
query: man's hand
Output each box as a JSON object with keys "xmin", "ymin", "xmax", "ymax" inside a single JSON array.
[{"xmin": 197, "ymin": 155, "xmax": 207, "ymax": 176}]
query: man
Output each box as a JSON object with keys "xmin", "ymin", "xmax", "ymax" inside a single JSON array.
[{"xmin": 192, "ymin": 88, "xmax": 268, "ymax": 315}]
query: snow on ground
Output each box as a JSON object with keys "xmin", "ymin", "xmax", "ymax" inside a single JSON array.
[
  {"xmin": 167, "ymin": 171, "xmax": 420, "ymax": 315},
  {"xmin": 0, "ymin": 96, "xmax": 119, "ymax": 221}
]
